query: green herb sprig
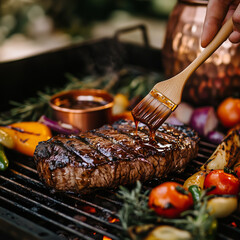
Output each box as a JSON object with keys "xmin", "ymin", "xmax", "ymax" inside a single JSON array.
[
  {"xmin": 0, "ymin": 88, "xmax": 54, "ymax": 125},
  {"xmin": 117, "ymin": 181, "xmax": 157, "ymax": 230}
]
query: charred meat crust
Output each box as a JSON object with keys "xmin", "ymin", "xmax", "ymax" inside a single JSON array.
[{"xmin": 34, "ymin": 120, "xmax": 199, "ymax": 194}]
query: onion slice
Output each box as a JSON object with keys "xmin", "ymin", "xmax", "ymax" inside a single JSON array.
[
  {"xmin": 189, "ymin": 106, "xmax": 218, "ymax": 137},
  {"xmin": 174, "ymin": 102, "xmax": 194, "ymax": 125},
  {"xmin": 39, "ymin": 115, "xmax": 80, "ymax": 135},
  {"xmin": 207, "ymin": 130, "xmax": 225, "ymax": 145},
  {"xmin": 164, "ymin": 116, "xmax": 184, "ymax": 126}
]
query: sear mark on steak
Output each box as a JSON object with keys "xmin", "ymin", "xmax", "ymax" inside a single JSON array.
[{"xmin": 34, "ymin": 120, "xmax": 199, "ymax": 194}]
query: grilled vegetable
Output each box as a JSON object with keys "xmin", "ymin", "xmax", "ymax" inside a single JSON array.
[
  {"xmin": 164, "ymin": 115, "xmax": 184, "ymax": 126},
  {"xmin": 144, "ymin": 225, "xmax": 192, "ymax": 240},
  {"xmin": 189, "ymin": 184, "xmax": 238, "ymax": 218},
  {"xmin": 189, "ymin": 106, "xmax": 218, "ymax": 137},
  {"xmin": 0, "ymin": 128, "xmax": 14, "ymax": 149},
  {"xmin": 184, "ymin": 126, "xmax": 240, "ymax": 192},
  {"xmin": 234, "ymin": 166, "xmax": 240, "ymax": 179},
  {"xmin": 188, "ymin": 185, "xmax": 201, "ymax": 205},
  {"xmin": 207, "ymin": 195, "xmax": 238, "ymax": 218},
  {"xmin": 38, "ymin": 115, "xmax": 80, "ymax": 135},
  {"xmin": 148, "ymin": 182, "xmax": 193, "ymax": 218},
  {"xmin": 206, "ymin": 130, "xmax": 224, "ymax": 145},
  {"xmin": 217, "ymin": 97, "xmax": 240, "ymax": 128},
  {"xmin": 183, "ymin": 170, "xmax": 207, "ymax": 190},
  {"xmin": 233, "ymin": 152, "xmax": 240, "ymax": 178},
  {"xmin": 173, "ymin": 102, "xmax": 194, "ymax": 125},
  {"xmin": 201, "ymin": 126, "xmax": 240, "ymax": 171},
  {"xmin": 0, "ymin": 122, "xmax": 52, "ymax": 157},
  {"xmin": 0, "ymin": 144, "xmax": 9, "ymax": 171},
  {"xmin": 204, "ymin": 169, "xmax": 240, "ymax": 196},
  {"xmin": 112, "ymin": 93, "xmax": 129, "ymax": 115}
]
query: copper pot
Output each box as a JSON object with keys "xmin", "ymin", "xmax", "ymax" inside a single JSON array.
[
  {"xmin": 49, "ymin": 89, "xmax": 114, "ymax": 132},
  {"xmin": 162, "ymin": 0, "xmax": 240, "ymax": 106}
]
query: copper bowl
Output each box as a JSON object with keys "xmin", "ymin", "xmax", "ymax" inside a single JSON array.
[{"xmin": 49, "ymin": 89, "xmax": 114, "ymax": 132}]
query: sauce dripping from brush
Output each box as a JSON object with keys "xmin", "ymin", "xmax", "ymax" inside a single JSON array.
[
  {"xmin": 133, "ymin": 111, "xmax": 171, "ymax": 141},
  {"xmin": 133, "ymin": 117, "xmax": 157, "ymax": 141},
  {"xmin": 132, "ymin": 88, "xmax": 175, "ymax": 141},
  {"xmin": 134, "ymin": 118, "xmax": 139, "ymax": 135}
]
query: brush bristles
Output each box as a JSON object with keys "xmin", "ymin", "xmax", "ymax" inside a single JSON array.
[{"xmin": 132, "ymin": 94, "xmax": 173, "ymax": 130}]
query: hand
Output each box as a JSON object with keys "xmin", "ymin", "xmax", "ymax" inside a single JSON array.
[{"xmin": 201, "ymin": 0, "xmax": 240, "ymax": 47}]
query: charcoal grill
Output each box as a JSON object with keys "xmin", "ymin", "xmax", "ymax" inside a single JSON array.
[{"xmin": 0, "ymin": 25, "xmax": 240, "ymax": 240}]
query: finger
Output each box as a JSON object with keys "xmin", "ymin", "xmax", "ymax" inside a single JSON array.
[
  {"xmin": 232, "ymin": 3, "xmax": 240, "ymax": 32},
  {"xmin": 201, "ymin": 0, "xmax": 232, "ymax": 47},
  {"xmin": 229, "ymin": 30, "xmax": 240, "ymax": 43}
]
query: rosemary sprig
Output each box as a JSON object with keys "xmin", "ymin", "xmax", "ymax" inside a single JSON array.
[
  {"xmin": 117, "ymin": 181, "xmax": 157, "ymax": 230},
  {"xmin": 0, "ymin": 88, "xmax": 53, "ymax": 125},
  {"xmin": 117, "ymin": 181, "xmax": 217, "ymax": 240}
]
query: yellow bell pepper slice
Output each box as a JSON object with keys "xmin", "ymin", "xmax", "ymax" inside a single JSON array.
[
  {"xmin": 0, "ymin": 128, "xmax": 14, "ymax": 149},
  {"xmin": 0, "ymin": 122, "xmax": 52, "ymax": 157}
]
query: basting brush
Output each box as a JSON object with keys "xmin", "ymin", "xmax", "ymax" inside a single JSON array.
[{"xmin": 132, "ymin": 17, "xmax": 233, "ymax": 138}]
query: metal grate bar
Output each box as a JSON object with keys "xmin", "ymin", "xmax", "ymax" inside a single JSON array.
[
  {"xmin": 14, "ymin": 161, "xmax": 38, "ymax": 174},
  {"xmin": 95, "ymin": 193, "xmax": 123, "ymax": 206},
  {"xmin": 0, "ymin": 174, "xmax": 122, "ymax": 230},
  {"xmin": 0, "ymin": 184, "xmax": 120, "ymax": 240},
  {"xmin": 199, "ymin": 141, "xmax": 217, "ymax": 149},
  {"xmin": 0, "ymin": 194, "xmax": 95, "ymax": 240},
  {"xmin": 196, "ymin": 153, "xmax": 209, "ymax": 160},
  {"xmin": 68, "ymin": 194, "xmax": 120, "ymax": 217},
  {"xmin": 9, "ymin": 168, "xmax": 44, "ymax": 186},
  {"xmin": 217, "ymin": 233, "xmax": 235, "ymax": 240},
  {"xmin": 0, "ymin": 206, "xmax": 59, "ymax": 240},
  {"xmin": 0, "ymin": 175, "xmax": 122, "ymax": 237}
]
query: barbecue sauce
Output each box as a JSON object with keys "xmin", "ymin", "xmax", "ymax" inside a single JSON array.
[
  {"xmin": 133, "ymin": 117, "xmax": 161, "ymax": 141},
  {"xmin": 59, "ymin": 99, "xmax": 107, "ymax": 110},
  {"xmin": 133, "ymin": 111, "xmax": 171, "ymax": 141}
]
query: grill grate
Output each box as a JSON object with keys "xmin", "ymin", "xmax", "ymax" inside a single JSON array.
[{"xmin": 0, "ymin": 141, "xmax": 240, "ymax": 240}]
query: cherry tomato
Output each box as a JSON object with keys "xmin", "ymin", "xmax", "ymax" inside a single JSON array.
[
  {"xmin": 217, "ymin": 97, "xmax": 240, "ymax": 128},
  {"xmin": 204, "ymin": 169, "xmax": 240, "ymax": 196},
  {"xmin": 148, "ymin": 182, "xmax": 193, "ymax": 218},
  {"xmin": 234, "ymin": 165, "xmax": 240, "ymax": 179}
]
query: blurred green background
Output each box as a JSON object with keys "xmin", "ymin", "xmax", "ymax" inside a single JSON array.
[{"xmin": 0, "ymin": 0, "xmax": 177, "ymax": 61}]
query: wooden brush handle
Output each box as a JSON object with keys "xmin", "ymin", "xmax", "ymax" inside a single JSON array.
[{"xmin": 182, "ymin": 17, "xmax": 233, "ymax": 80}]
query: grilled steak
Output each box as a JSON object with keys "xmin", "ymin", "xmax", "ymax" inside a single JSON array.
[{"xmin": 34, "ymin": 120, "xmax": 199, "ymax": 193}]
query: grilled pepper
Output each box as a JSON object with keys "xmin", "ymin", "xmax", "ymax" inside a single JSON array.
[
  {"xmin": 188, "ymin": 185, "xmax": 201, "ymax": 205},
  {"xmin": 0, "ymin": 122, "xmax": 52, "ymax": 157},
  {"xmin": 183, "ymin": 170, "xmax": 207, "ymax": 190},
  {"xmin": 0, "ymin": 144, "xmax": 9, "ymax": 171},
  {"xmin": 0, "ymin": 128, "xmax": 14, "ymax": 149}
]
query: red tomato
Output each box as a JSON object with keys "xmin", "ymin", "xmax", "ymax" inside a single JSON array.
[
  {"xmin": 204, "ymin": 169, "xmax": 240, "ymax": 195},
  {"xmin": 217, "ymin": 97, "xmax": 240, "ymax": 128},
  {"xmin": 234, "ymin": 166, "xmax": 240, "ymax": 179},
  {"xmin": 148, "ymin": 182, "xmax": 193, "ymax": 218}
]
